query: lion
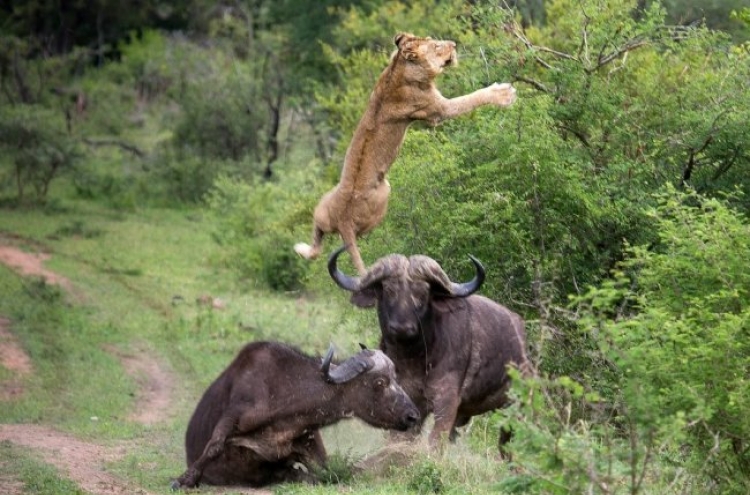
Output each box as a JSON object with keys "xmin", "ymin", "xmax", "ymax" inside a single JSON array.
[{"xmin": 294, "ymin": 33, "xmax": 517, "ymax": 274}]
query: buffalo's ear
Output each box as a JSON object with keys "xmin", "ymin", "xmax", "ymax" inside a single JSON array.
[{"xmin": 350, "ymin": 288, "xmax": 377, "ymax": 308}]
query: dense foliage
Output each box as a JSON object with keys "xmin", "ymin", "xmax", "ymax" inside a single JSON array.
[
  {"xmin": 503, "ymin": 187, "xmax": 750, "ymax": 493},
  {"xmin": 1, "ymin": 0, "xmax": 749, "ymax": 493}
]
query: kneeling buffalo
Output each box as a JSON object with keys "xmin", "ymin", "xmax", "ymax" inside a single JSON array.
[{"xmin": 172, "ymin": 341, "xmax": 419, "ymax": 488}]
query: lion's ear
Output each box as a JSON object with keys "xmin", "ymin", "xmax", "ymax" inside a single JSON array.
[{"xmin": 394, "ymin": 32, "xmax": 414, "ymax": 48}]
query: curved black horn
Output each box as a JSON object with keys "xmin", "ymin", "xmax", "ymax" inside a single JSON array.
[
  {"xmin": 449, "ymin": 254, "xmax": 485, "ymax": 297},
  {"xmin": 326, "ymin": 352, "xmax": 374, "ymax": 384},
  {"xmin": 328, "ymin": 245, "xmax": 360, "ymax": 292},
  {"xmin": 409, "ymin": 254, "xmax": 485, "ymax": 297},
  {"xmin": 320, "ymin": 343, "xmax": 335, "ymax": 378}
]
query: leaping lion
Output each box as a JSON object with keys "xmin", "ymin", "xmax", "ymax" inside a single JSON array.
[{"xmin": 295, "ymin": 33, "xmax": 517, "ymax": 274}]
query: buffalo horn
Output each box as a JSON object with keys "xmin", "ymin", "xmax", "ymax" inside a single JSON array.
[
  {"xmin": 328, "ymin": 245, "xmax": 360, "ymax": 292},
  {"xmin": 320, "ymin": 343, "xmax": 335, "ymax": 377},
  {"xmin": 450, "ymin": 255, "xmax": 486, "ymax": 296},
  {"xmin": 410, "ymin": 254, "xmax": 485, "ymax": 297},
  {"xmin": 329, "ymin": 246, "xmax": 408, "ymax": 292},
  {"xmin": 358, "ymin": 255, "xmax": 404, "ymax": 290},
  {"xmin": 326, "ymin": 352, "xmax": 375, "ymax": 384}
]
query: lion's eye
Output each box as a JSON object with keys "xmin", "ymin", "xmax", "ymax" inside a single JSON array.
[{"xmin": 374, "ymin": 378, "xmax": 388, "ymax": 388}]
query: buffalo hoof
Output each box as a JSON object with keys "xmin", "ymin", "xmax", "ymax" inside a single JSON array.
[{"xmin": 171, "ymin": 476, "xmax": 197, "ymax": 490}]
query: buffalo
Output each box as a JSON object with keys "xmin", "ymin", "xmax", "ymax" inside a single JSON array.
[
  {"xmin": 328, "ymin": 246, "xmax": 531, "ymax": 452},
  {"xmin": 172, "ymin": 341, "xmax": 420, "ymax": 488}
]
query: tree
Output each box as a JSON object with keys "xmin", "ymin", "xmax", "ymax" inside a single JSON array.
[
  {"xmin": 0, "ymin": 0, "xmax": 205, "ymax": 61},
  {"xmin": 0, "ymin": 105, "xmax": 79, "ymax": 202},
  {"xmin": 659, "ymin": 0, "xmax": 750, "ymax": 42}
]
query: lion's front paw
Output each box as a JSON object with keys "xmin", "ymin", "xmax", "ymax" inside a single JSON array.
[{"xmin": 488, "ymin": 82, "xmax": 517, "ymax": 107}]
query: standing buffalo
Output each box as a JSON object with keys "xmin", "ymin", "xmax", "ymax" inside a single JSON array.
[
  {"xmin": 172, "ymin": 341, "xmax": 419, "ymax": 488},
  {"xmin": 328, "ymin": 246, "xmax": 530, "ymax": 452}
]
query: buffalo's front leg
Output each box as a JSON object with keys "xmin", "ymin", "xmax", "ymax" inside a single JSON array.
[
  {"xmin": 426, "ymin": 377, "xmax": 462, "ymax": 449},
  {"xmin": 172, "ymin": 413, "xmax": 239, "ymax": 489},
  {"xmin": 428, "ymin": 395, "xmax": 461, "ymax": 448}
]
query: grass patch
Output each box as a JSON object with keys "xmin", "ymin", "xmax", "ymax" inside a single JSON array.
[
  {"xmin": 49, "ymin": 220, "xmax": 104, "ymax": 240},
  {"xmin": 0, "ymin": 199, "xmax": 514, "ymax": 494},
  {"xmin": 0, "ymin": 442, "xmax": 85, "ymax": 495},
  {"xmin": 0, "ymin": 272, "xmax": 137, "ymax": 433}
]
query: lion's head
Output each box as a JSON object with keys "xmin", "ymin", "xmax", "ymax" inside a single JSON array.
[{"xmin": 393, "ymin": 33, "xmax": 457, "ymax": 81}]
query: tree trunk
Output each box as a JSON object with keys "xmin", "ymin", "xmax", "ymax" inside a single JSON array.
[
  {"xmin": 12, "ymin": 51, "xmax": 32, "ymax": 104},
  {"xmin": 264, "ymin": 93, "xmax": 281, "ymax": 179},
  {"xmin": 15, "ymin": 161, "xmax": 24, "ymax": 202}
]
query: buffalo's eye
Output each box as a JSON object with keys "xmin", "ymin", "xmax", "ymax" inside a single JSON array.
[
  {"xmin": 411, "ymin": 292, "xmax": 428, "ymax": 311},
  {"xmin": 374, "ymin": 377, "xmax": 389, "ymax": 389}
]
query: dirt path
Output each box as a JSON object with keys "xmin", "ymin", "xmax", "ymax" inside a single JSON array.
[
  {"xmin": 0, "ymin": 424, "xmax": 152, "ymax": 495},
  {"xmin": 0, "ymin": 245, "xmax": 73, "ymax": 291},
  {"xmin": 0, "ymin": 244, "xmax": 274, "ymax": 494},
  {"xmin": 0, "ymin": 421, "xmax": 271, "ymax": 495},
  {"xmin": 103, "ymin": 343, "xmax": 177, "ymax": 426},
  {"xmin": 0, "ymin": 316, "xmax": 32, "ymax": 401}
]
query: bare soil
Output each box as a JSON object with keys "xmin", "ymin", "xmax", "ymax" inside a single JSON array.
[
  {"xmin": 102, "ymin": 343, "xmax": 178, "ymax": 426},
  {"xmin": 0, "ymin": 245, "xmax": 271, "ymax": 494},
  {"xmin": 0, "ymin": 316, "xmax": 32, "ymax": 401},
  {"xmin": 0, "ymin": 245, "xmax": 73, "ymax": 291},
  {"xmin": 0, "ymin": 424, "xmax": 153, "ymax": 495}
]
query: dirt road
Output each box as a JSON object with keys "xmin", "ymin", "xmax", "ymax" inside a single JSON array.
[{"xmin": 0, "ymin": 244, "xmax": 270, "ymax": 494}]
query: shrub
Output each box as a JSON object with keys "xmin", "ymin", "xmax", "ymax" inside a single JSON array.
[
  {"xmin": 0, "ymin": 105, "xmax": 80, "ymax": 202},
  {"xmin": 500, "ymin": 186, "xmax": 750, "ymax": 494},
  {"xmin": 171, "ymin": 50, "xmax": 266, "ymax": 163},
  {"xmin": 206, "ymin": 175, "xmax": 308, "ymax": 292},
  {"xmin": 314, "ymin": 452, "xmax": 357, "ymax": 485},
  {"xmin": 407, "ymin": 458, "xmax": 444, "ymax": 494}
]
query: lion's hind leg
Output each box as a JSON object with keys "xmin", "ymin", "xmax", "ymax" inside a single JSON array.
[
  {"xmin": 338, "ymin": 225, "xmax": 367, "ymax": 275},
  {"xmin": 294, "ymin": 226, "xmax": 324, "ymax": 260}
]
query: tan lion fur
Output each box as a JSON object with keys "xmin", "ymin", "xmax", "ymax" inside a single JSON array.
[{"xmin": 295, "ymin": 33, "xmax": 517, "ymax": 274}]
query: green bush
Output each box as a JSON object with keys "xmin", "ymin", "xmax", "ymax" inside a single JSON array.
[
  {"xmin": 407, "ymin": 459, "xmax": 444, "ymax": 495},
  {"xmin": 314, "ymin": 452, "xmax": 357, "ymax": 485},
  {"xmin": 171, "ymin": 52, "xmax": 266, "ymax": 163},
  {"xmin": 206, "ymin": 175, "xmax": 309, "ymax": 292},
  {"xmin": 0, "ymin": 105, "xmax": 80, "ymax": 202},
  {"xmin": 500, "ymin": 186, "xmax": 750, "ymax": 494}
]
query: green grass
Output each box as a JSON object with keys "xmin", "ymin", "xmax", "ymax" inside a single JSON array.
[
  {"xmin": 0, "ymin": 198, "xmax": 511, "ymax": 494},
  {"xmin": 0, "ymin": 443, "xmax": 85, "ymax": 495}
]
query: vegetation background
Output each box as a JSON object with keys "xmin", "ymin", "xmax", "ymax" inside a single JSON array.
[{"xmin": 1, "ymin": 0, "xmax": 749, "ymax": 494}]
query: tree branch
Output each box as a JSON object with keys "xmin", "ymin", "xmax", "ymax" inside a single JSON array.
[
  {"xmin": 513, "ymin": 75, "xmax": 550, "ymax": 93},
  {"xmin": 507, "ymin": 22, "xmax": 575, "ymax": 71},
  {"xmin": 593, "ymin": 38, "xmax": 649, "ymax": 72},
  {"xmin": 82, "ymin": 138, "xmax": 145, "ymax": 157}
]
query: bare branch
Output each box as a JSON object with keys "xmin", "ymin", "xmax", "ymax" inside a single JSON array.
[
  {"xmin": 506, "ymin": 22, "xmax": 576, "ymax": 71},
  {"xmin": 557, "ymin": 123, "xmax": 592, "ymax": 149},
  {"xmin": 594, "ymin": 38, "xmax": 649, "ymax": 71},
  {"xmin": 513, "ymin": 75, "xmax": 550, "ymax": 93},
  {"xmin": 578, "ymin": 10, "xmax": 591, "ymax": 65},
  {"xmin": 710, "ymin": 148, "xmax": 741, "ymax": 182},
  {"xmin": 535, "ymin": 45, "xmax": 579, "ymax": 62},
  {"xmin": 82, "ymin": 138, "xmax": 145, "ymax": 157}
]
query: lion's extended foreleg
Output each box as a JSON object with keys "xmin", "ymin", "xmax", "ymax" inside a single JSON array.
[{"xmin": 429, "ymin": 83, "xmax": 517, "ymax": 123}]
